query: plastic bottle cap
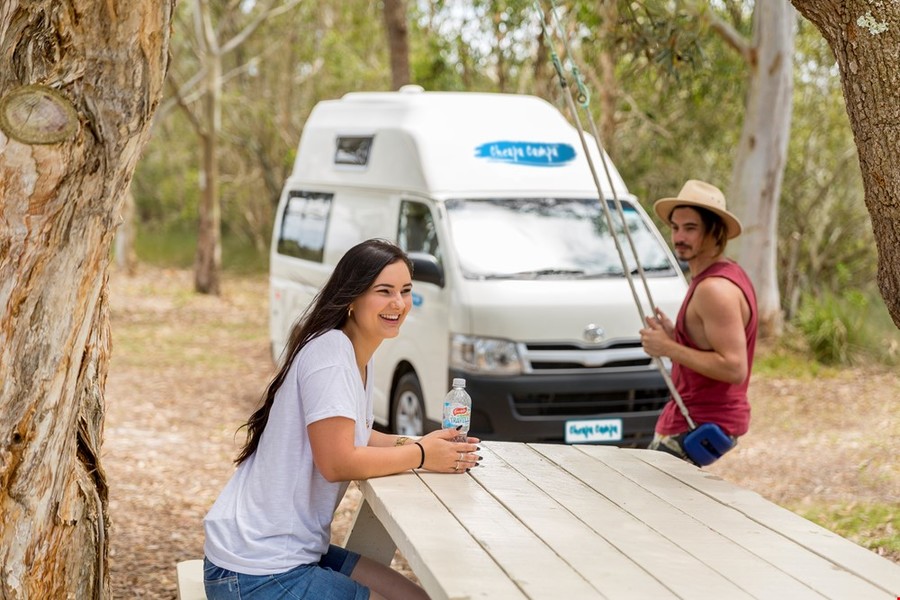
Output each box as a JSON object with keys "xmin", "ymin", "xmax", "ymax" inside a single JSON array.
[{"xmin": 452, "ymin": 378, "xmax": 466, "ymax": 387}]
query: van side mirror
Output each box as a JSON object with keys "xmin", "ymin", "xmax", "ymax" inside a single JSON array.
[{"xmin": 408, "ymin": 252, "xmax": 444, "ymax": 288}]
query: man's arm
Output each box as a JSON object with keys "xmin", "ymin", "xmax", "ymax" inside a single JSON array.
[{"xmin": 641, "ymin": 277, "xmax": 748, "ymax": 385}]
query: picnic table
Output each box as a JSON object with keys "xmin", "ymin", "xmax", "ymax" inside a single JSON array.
[{"xmin": 343, "ymin": 441, "xmax": 900, "ymax": 599}]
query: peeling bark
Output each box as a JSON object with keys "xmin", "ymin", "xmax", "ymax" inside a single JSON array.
[
  {"xmin": 790, "ymin": 0, "xmax": 900, "ymax": 328},
  {"xmin": 0, "ymin": 1, "xmax": 174, "ymax": 597}
]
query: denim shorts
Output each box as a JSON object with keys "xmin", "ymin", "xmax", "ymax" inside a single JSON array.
[{"xmin": 204, "ymin": 545, "xmax": 369, "ymax": 600}]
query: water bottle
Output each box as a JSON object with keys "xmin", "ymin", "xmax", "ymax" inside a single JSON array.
[{"xmin": 442, "ymin": 378, "xmax": 471, "ymax": 443}]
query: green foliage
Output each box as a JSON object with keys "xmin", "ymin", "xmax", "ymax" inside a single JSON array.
[
  {"xmin": 795, "ymin": 289, "xmax": 900, "ymax": 366},
  {"xmin": 779, "ymin": 20, "xmax": 873, "ymax": 321},
  {"xmin": 135, "ymin": 227, "xmax": 268, "ymax": 275},
  {"xmin": 752, "ymin": 343, "xmax": 835, "ymax": 380},
  {"xmin": 571, "ymin": 0, "xmax": 749, "ymax": 211}
]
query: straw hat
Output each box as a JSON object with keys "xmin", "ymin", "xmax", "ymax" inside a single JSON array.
[{"xmin": 653, "ymin": 180, "xmax": 743, "ymax": 239}]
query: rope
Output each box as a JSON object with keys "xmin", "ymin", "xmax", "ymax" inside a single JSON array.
[{"xmin": 536, "ymin": 0, "xmax": 697, "ymax": 430}]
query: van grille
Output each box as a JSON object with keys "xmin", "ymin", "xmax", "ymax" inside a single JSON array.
[
  {"xmin": 520, "ymin": 340, "xmax": 654, "ymax": 374},
  {"xmin": 512, "ymin": 389, "xmax": 669, "ymax": 417}
]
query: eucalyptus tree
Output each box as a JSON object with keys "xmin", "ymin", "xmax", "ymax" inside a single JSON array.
[
  {"xmin": 412, "ymin": 0, "xmax": 538, "ymax": 92},
  {"xmin": 384, "ymin": 0, "xmax": 412, "ymax": 89},
  {"xmin": 709, "ymin": 0, "xmax": 796, "ymax": 339},
  {"xmin": 605, "ymin": 0, "xmax": 796, "ymax": 336},
  {"xmin": 164, "ymin": 0, "xmax": 301, "ymax": 295},
  {"xmin": 134, "ymin": 0, "xmax": 392, "ymax": 263},
  {"xmin": 0, "ymin": 1, "xmax": 174, "ymax": 596},
  {"xmin": 789, "ymin": 1, "xmax": 900, "ymax": 329}
]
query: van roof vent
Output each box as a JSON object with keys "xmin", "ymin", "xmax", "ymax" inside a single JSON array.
[{"xmin": 398, "ymin": 84, "xmax": 424, "ymax": 94}]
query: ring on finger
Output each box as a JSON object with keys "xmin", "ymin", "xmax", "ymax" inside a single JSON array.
[{"xmin": 453, "ymin": 462, "xmax": 459, "ymax": 472}]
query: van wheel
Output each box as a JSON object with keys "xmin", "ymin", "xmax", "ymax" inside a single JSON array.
[{"xmin": 392, "ymin": 373, "xmax": 426, "ymax": 437}]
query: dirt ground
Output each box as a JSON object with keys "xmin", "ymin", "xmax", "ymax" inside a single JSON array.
[{"xmin": 103, "ymin": 266, "xmax": 899, "ymax": 598}]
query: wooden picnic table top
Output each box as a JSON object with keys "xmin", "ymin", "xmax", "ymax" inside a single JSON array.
[{"xmin": 343, "ymin": 441, "xmax": 900, "ymax": 600}]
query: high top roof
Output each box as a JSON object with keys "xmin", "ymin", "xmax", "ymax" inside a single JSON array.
[{"xmin": 290, "ymin": 87, "xmax": 629, "ymax": 198}]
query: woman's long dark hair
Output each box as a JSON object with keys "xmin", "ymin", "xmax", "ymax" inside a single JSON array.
[{"xmin": 235, "ymin": 239, "xmax": 412, "ymax": 465}]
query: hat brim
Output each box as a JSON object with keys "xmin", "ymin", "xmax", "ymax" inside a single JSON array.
[{"xmin": 653, "ymin": 198, "xmax": 743, "ymax": 239}]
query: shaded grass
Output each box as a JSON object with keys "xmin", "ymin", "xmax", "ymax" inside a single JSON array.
[
  {"xmin": 134, "ymin": 227, "xmax": 269, "ymax": 274},
  {"xmin": 793, "ymin": 503, "xmax": 900, "ymax": 560}
]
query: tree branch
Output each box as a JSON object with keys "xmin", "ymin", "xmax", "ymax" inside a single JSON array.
[
  {"xmin": 164, "ymin": 72, "xmax": 205, "ymax": 136},
  {"xmin": 221, "ymin": 0, "xmax": 303, "ymax": 56},
  {"xmin": 687, "ymin": 1, "xmax": 754, "ymax": 64}
]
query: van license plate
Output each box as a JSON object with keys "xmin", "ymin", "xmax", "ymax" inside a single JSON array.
[{"xmin": 564, "ymin": 418, "xmax": 623, "ymax": 444}]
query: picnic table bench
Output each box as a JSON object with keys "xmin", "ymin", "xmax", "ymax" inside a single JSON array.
[{"xmin": 342, "ymin": 441, "xmax": 900, "ymax": 600}]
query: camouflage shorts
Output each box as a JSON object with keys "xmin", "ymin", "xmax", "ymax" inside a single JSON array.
[
  {"xmin": 648, "ymin": 431, "xmax": 738, "ymax": 466},
  {"xmin": 648, "ymin": 432, "xmax": 693, "ymax": 463}
]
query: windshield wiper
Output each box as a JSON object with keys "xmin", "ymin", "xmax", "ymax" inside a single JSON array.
[{"xmin": 483, "ymin": 268, "xmax": 586, "ymax": 280}]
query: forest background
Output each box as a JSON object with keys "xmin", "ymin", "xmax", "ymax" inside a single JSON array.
[
  {"xmin": 3, "ymin": 1, "xmax": 899, "ymax": 596},
  {"xmin": 130, "ymin": 0, "xmax": 900, "ymax": 364}
]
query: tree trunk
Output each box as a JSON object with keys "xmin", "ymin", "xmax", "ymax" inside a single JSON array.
[
  {"xmin": 790, "ymin": 0, "xmax": 900, "ymax": 329},
  {"xmin": 114, "ymin": 188, "xmax": 139, "ymax": 276},
  {"xmin": 596, "ymin": 0, "xmax": 619, "ymax": 157},
  {"xmin": 194, "ymin": 0, "xmax": 222, "ymax": 295},
  {"xmin": 493, "ymin": 9, "xmax": 507, "ymax": 93},
  {"xmin": 383, "ymin": 0, "xmax": 410, "ymax": 90},
  {"xmin": 533, "ymin": 9, "xmax": 553, "ymax": 100},
  {"xmin": 726, "ymin": 0, "xmax": 796, "ymax": 338},
  {"xmin": 194, "ymin": 57, "xmax": 222, "ymax": 295},
  {"xmin": 0, "ymin": 1, "xmax": 173, "ymax": 597}
]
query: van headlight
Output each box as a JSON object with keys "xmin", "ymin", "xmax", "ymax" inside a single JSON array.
[{"xmin": 450, "ymin": 334, "xmax": 523, "ymax": 375}]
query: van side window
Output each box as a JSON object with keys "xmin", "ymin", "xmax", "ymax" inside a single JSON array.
[
  {"xmin": 276, "ymin": 191, "xmax": 333, "ymax": 262},
  {"xmin": 398, "ymin": 201, "xmax": 440, "ymax": 263}
]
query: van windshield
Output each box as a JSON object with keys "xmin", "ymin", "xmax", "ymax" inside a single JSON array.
[{"xmin": 444, "ymin": 198, "xmax": 676, "ymax": 280}]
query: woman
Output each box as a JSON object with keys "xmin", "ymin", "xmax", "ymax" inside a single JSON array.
[{"xmin": 203, "ymin": 239, "xmax": 480, "ymax": 599}]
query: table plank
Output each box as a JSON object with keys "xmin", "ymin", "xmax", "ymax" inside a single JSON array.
[
  {"xmin": 352, "ymin": 470, "xmax": 526, "ymax": 600},
  {"xmin": 346, "ymin": 441, "xmax": 900, "ymax": 600},
  {"xmin": 468, "ymin": 443, "xmax": 677, "ymax": 599},
  {"xmin": 419, "ymin": 466, "xmax": 604, "ymax": 599},
  {"xmin": 486, "ymin": 442, "xmax": 757, "ymax": 599},
  {"xmin": 634, "ymin": 448, "xmax": 900, "ymax": 598},
  {"xmin": 565, "ymin": 444, "xmax": 893, "ymax": 600}
]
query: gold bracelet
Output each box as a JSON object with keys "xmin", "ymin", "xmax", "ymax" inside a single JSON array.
[{"xmin": 394, "ymin": 436, "xmax": 411, "ymax": 446}]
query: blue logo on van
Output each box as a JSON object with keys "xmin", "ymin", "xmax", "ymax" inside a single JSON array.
[
  {"xmin": 412, "ymin": 292, "xmax": 423, "ymax": 307},
  {"xmin": 474, "ymin": 141, "xmax": 576, "ymax": 167}
]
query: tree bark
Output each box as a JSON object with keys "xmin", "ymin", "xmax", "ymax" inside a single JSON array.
[
  {"xmin": 383, "ymin": 0, "xmax": 411, "ymax": 90},
  {"xmin": 0, "ymin": 1, "xmax": 173, "ymax": 597},
  {"xmin": 790, "ymin": 0, "xmax": 900, "ymax": 328},
  {"xmin": 595, "ymin": 0, "xmax": 619, "ymax": 157},
  {"xmin": 193, "ymin": 0, "xmax": 222, "ymax": 295},
  {"xmin": 724, "ymin": 0, "xmax": 796, "ymax": 338}
]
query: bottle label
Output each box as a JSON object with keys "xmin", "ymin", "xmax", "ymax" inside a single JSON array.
[{"xmin": 443, "ymin": 402, "xmax": 471, "ymax": 431}]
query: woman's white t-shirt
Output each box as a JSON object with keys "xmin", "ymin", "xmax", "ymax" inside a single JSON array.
[{"xmin": 204, "ymin": 329, "xmax": 373, "ymax": 575}]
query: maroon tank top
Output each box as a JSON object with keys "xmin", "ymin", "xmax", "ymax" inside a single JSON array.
[{"xmin": 655, "ymin": 260, "xmax": 758, "ymax": 437}]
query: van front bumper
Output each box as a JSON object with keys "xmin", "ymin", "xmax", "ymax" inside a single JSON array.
[{"xmin": 450, "ymin": 368, "xmax": 668, "ymax": 447}]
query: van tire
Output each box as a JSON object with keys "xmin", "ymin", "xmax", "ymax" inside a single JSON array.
[{"xmin": 392, "ymin": 373, "xmax": 426, "ymax": 437}]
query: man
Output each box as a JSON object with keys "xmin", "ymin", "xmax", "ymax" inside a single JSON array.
[{"xmin": 640, "ymin": 179, "xmax": 758, "ymax": 464}]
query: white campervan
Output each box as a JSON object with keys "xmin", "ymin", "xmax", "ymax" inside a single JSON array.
[{"xmin": 269, "ymin": 86, "xmax": 687, "ymax": 446}]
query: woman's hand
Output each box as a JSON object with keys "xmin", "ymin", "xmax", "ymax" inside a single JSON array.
[{"xmin": 418, "ymin": 428, "xmax": 482, "ymax": 473}]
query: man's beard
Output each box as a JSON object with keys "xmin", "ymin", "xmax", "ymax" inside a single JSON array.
[{"xmin": 675, "ymin": 244, "xmax": 694, "ymax": 260}]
